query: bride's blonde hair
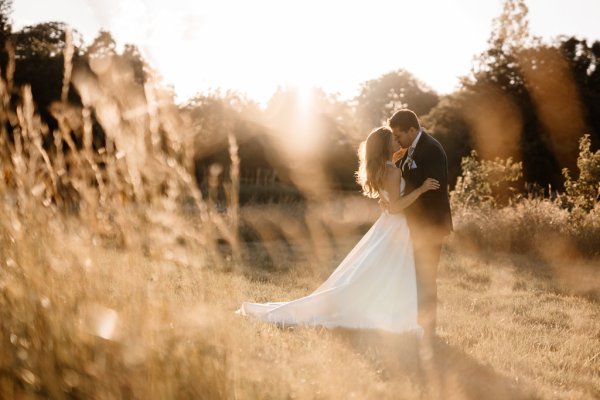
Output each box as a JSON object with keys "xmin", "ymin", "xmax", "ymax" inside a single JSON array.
[{"xmin": 355, "ymin": 126, "xmax": 393, "ymax": 198}]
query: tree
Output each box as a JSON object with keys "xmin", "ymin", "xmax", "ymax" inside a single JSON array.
[
  {"xmin": 0, "ymin": 0, "xmax": 13, "ymax": 81},
  {"xmin": 183, "ymin": 91, "xmax": 276, "ymax": 182},
  {"xmin": 355, "ymin": 69, "xmax": 438, "ymax": 131},
  {"xmin": 463, "ymin": 0, "xmax": 588, "ymax": 190},
  {"xmin": 121, "ymin": 44, "xmax": 149, "ymax": 85},
  {"xmin": 10, "ymin": 23, "xmax": 84, "ymax": 136},
  {"xmin": 431, "ymin": 0, "xmax": 599, "ymax": 192},
  {"xmin": 559, "ymin": 37, "xmax": 600, "ymax": 151},
  {"xmin": 423, "ymin": 0, "xmax": 533, "ymax": 186},
  {"xmin": 86, "ymin": 30, "xmax": 117, "ymax": 59},
  {"xmin": 265, "ymin": 87, "xmax": 361, "ymax": 191},
  {"xmin": 0, "ymin": 0, "xmax": 11, "ymax": 41},
  {"xmin": 420, "ymin": 93, "xmax": 472, "ymax": 186},
  {"xmin": 13, "ymin": 22, "xmax": 83, "ymax": 59}
]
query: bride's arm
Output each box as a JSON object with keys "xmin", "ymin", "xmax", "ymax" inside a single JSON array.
[{"xmin": 384, "ymin": 168, "xmax": 439, "ymax": 214}]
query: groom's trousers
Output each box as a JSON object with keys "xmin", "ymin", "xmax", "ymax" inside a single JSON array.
[{"xmin": 411, "ymin": 228, "xmax": 445, "ymax": 336}]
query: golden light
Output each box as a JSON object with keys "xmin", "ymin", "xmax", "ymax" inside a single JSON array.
[
  {"xmin": 264, "ymin": 85, "xmax": 333, "ymax": 199},
  {"xmin": 95, "ymin": 0, "xmax": 497, "ymax": 105},
  {"xmin": 518, "ymin": 47, "xmax": 588, "ymax": 170},
  {"xmin": 462, "ymin": 83, "xmax": 523, "ymax": 161}
]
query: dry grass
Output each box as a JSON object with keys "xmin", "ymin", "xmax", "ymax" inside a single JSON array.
[
  {"xmin": 438, "ymin": 250, "xmax": 600, "ymax": 399},
  {"xmin": 2, "ymin": 212, "xmax": 599, "ymax": 399}
]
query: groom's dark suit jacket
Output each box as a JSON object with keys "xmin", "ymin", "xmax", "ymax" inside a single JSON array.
[{"xmin": 396, "ymin": 131, "xmax": 453, "ymax": 238}]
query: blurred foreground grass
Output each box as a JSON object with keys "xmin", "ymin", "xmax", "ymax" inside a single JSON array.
[{"xmin": 1, "ymin": 210, "xmax": 598, "ymax": 399}]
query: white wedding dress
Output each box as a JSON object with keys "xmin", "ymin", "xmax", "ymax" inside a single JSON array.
[{"xmin": 236, "ymin": 172, "xmax": 421, "ymax": 335}]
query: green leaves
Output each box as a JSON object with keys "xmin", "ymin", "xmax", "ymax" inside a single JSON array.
[
  {"xmin": 451, "ymin": 150, "xmax": 523, "ymax": 209},
  {"xmin": 562, "ymin": 134, "xmax": 600, "ymax": 212}
]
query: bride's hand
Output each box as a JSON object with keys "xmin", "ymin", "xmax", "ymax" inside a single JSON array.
[{"xmin": 419, "ymin": 178, "xmax": 440, "ymax": 193}]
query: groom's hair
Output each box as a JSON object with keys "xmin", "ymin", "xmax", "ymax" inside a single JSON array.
[{"xmin": 388, "ymin": 109, "xmax": 421, "ymax": 131}]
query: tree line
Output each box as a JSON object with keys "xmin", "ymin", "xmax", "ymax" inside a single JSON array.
[{"xmin": 1, "ymin": 0, "xmax": 599, "ymax": 201}]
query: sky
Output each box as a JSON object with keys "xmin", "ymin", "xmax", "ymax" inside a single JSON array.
[{"xmin": 11, "ymin": 0, "xmax": 600, "ymax": 105}]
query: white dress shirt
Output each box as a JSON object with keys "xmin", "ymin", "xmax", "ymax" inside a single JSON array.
[{"xmin": 402, "ymin": 128, "xmax": 423, "ymax": 170}]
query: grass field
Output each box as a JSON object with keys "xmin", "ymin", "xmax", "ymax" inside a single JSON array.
[{"xmin": 1, "ymin": 198, "xmax": 598, "ymax": 400}]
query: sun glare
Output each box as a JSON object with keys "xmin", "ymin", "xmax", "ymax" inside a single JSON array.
[
  {"xmin": 13, "ymin": 0, "xmax": 600, "ymax": 105},
  {"xmin": 109, "ymin": 0, "xmax": 489, "ymax": 105}
]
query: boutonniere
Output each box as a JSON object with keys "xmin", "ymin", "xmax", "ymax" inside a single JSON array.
[
  {"xmin": 403, "ymin": 145, "xmax": 417, "ymax": 171},
  {"xmin": 392, "ymin": 148, "xmax": 406, "ymax": 165}
]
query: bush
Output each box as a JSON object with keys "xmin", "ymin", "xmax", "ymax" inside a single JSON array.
[
  {"xmin": 562, "ymin": 134, "xmax": 600, "ymax": 212},
  {"xmin": 451, "ymin": 137, "xmax": 600, "ymax": 258},
  {"xmin": 450, "ymin": 150, "xmax": 523, "ymax": 210}
]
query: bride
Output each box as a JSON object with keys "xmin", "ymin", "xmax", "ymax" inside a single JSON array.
[{"xmin": 235, "ymin": 126, "xmax": 440, "ymax": 334}]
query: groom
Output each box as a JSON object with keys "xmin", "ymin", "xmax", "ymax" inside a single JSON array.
[{"xmin": 387, "ymin": 109, "xmax": 453, "ymax": 339}]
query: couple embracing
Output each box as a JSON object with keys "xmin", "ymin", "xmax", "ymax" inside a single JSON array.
[{"xmin": 237, "ymin": 109, "xmax": 453, "ymax": 341}]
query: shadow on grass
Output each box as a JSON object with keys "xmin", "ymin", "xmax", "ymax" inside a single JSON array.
[
  {"xmin": 504, "ymin": 252, "xmax": 600, "ymax": 304},
  {"xmin": 446, "ymin": 245, "xmax": 600, "ymax": 304},
  {"xmin": 329, "ymin": 328, "xmax": 537, "ymax": 400}
]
